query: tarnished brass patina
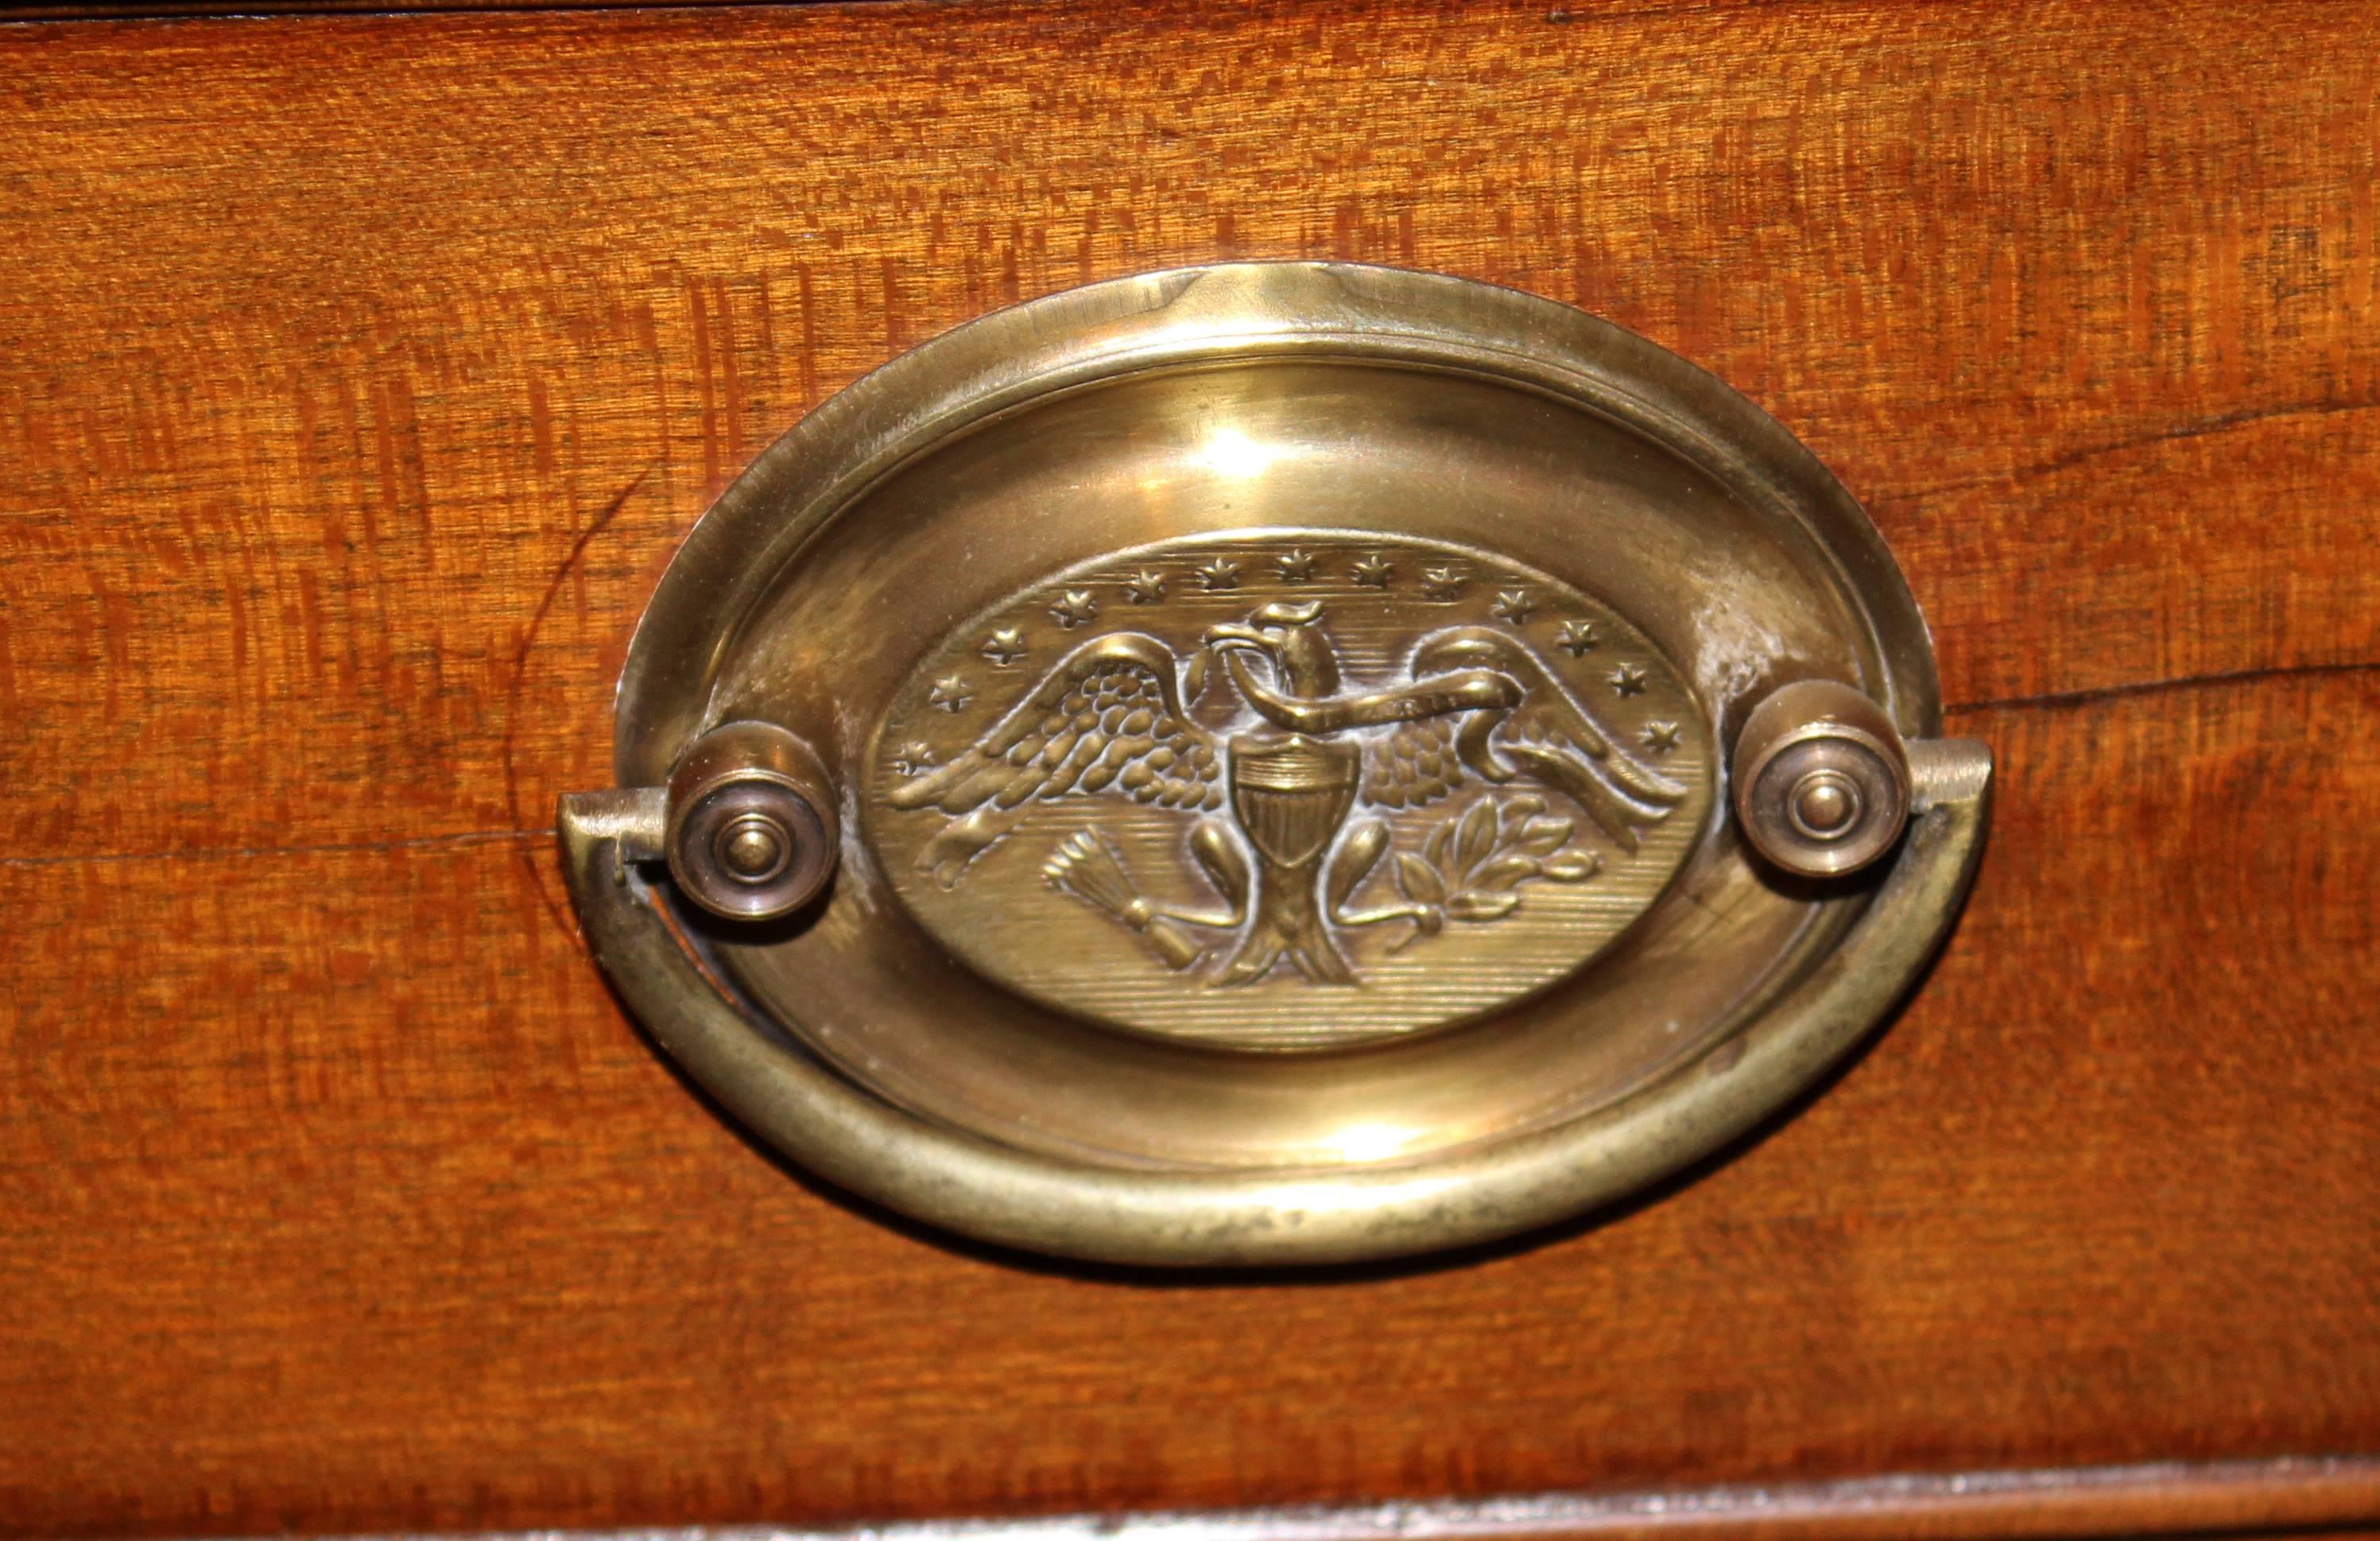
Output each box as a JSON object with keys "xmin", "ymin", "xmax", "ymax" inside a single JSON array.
[{"xmin": 559, "ymin": 262, "xmax": 1992, "ymax": 1266}]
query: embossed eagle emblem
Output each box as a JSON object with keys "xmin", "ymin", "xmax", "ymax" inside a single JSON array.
[{"xmin": 888, "ymin": 600, "xmax": 1688, "ymax": 986}]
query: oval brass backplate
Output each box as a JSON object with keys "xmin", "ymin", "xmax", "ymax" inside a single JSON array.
[{"xmin": 559, "ymin": 262, "xmax": 1992, "ymax": 1267}]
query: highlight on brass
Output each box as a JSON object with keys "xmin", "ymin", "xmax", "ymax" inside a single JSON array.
[{"xmin": 556, "ymin": 261, "xmax": 1992, "ymax": 1266}]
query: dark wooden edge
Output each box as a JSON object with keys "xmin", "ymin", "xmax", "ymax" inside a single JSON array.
[
  {"xmin": 2, "ymin": 1, "xmax": 863, "ymax": 19},
  {"xmin": 0, "ymin": 1, "xmax": 1753, "ymax": 24},
  {"xmin": 218, "ymin": 1459, "xmax": 2380, "ymax": 1541}
]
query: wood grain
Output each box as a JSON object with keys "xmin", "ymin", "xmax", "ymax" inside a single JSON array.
[
  {"xmin": 5, "ymin": 669, "xmax": 2376, "ymax": 1535},
  {"xmin": 2, "ymin": 0, "xmax": 2377, "ymax": 860},
  {"xmin": 1, "ymin": 1, "xmax": 2377, "ymax": 1536}
]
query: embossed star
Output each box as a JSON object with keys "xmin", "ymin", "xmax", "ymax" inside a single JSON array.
[
  {"xmin": 1420, "ymin": 566, "xmax": 1464, "ymax": 601},
  {"xmin": 928, "ymin": 675, "xmax": 972, "ymax": 712},
  {"xmin": 1195, "ymin": 557, "xmax": 1242, "ymax": 592},
  {"xmin": 1351, "ymin": 553, "xmax": 1394, "ymax": 588},
  {"xmin": 1049, "ymin": 590, "xmax": 1099, "ymax": 629},
  {"xmin": 890, "ymin": 741, "xmax": 938, "ymax": 776},
  {"xmin": 1607, "ymin": 662, "xmax": 1648, "ymax": 699},
  {"xmin": 1273, "ymin": 548, "xmax": 1318, "ymax": 582},
  {"xmin": 979, "ymin": 627, "xmax": 1028, "ymax": 666},
  {"xmin": 1124, "ymin": 569, "xmax": 1168, "ymax": 604},
  {"xmin": 1640, "ymin": 720, "xmax": 1682, "ymax": 754},
  {"xmin": 1555, "ymin": 619, "xmax": 1599, "ymax": 657},
  {"xmin": 1490, "ymin": 588, "xmax": 1536, "ymax": 625}
]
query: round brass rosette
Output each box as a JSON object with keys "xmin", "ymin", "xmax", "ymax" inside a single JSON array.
[{"xmin": 560, "ymin": 262, "xmax": 1991, "ymax": 1267}]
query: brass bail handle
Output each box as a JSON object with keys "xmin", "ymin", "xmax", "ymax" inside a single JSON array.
[{"xmin": 547, "ymin": 263, "xmax": 1994, "ymax": 1267}]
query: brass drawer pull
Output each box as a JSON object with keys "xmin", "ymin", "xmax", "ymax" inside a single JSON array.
[{"xmin": 560, "ymin": 262, "xmax": 1990, "ymax": 1266}]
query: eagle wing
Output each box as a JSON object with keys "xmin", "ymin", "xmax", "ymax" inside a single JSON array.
[
  {"xmin": 1363, "ymin": 627, "xmax": 1688, "ymax": 854},
  {"xmin": 889, "ymin": 633, "xmax": 1223, "ymax": 886}
]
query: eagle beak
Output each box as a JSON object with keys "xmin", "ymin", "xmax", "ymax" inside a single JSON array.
[{"xmin": 1202, "ymin": 622, "xmax": 1275, "ymax": 655}]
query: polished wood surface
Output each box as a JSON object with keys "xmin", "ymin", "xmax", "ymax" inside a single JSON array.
[{"xmin": 2, "ymin": 1, "xmax": 2376, "ymax": 1536}]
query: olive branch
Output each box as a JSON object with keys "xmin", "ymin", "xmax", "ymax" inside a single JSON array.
[{"xmin": 1329, "ymin": 794, "xmax": 1603, "ymax": 953}]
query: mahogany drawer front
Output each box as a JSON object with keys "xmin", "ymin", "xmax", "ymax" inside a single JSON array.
[{"xmin": 2, "ymin": 1, "xmax": 2375, "ymax": 1537}]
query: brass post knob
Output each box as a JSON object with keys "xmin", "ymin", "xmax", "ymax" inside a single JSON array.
[
  {"xmin": 663, "ymin": 722, "xmax": 839, "ymax": 922},
  {"xmin": 1732, "ymin": 679, "xmax": 1913, "ymax": 879}
]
